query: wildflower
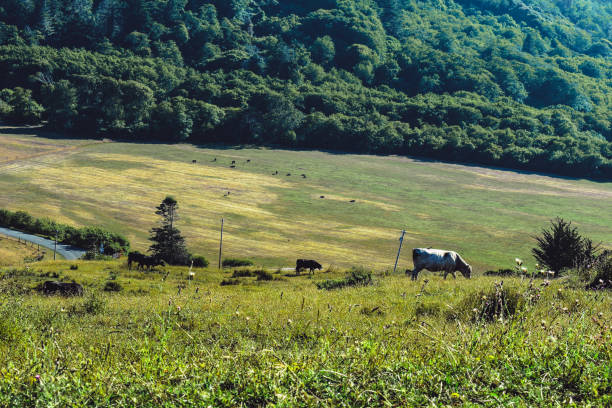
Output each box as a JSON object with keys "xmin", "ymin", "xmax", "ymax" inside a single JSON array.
[
  {"xmin": 515, "ymin": 258, "xmax": 523, "ymax": 266},
  {"xmin": 541, "ymin": 320, "xmax": 547, "ymax": 327},
  {"xmin": 521, "ymin": 267, "xmax": 528, "ymax": 273},
  {"xmin": 481, "ymin": 295, "xmax": 487, "ymax": 300},
  {"xmin": 245, "ymin": 317, "xmax": 250, "ymax": 322},
  {"xmin": 562, "ymin": 307, "xmax": 568, "ymax": 312},
  {"xmin": 598, "ymin": 312, "xmax": 603, "ymax": 318},
  {"xmin": 451, "ymin": 392, "xmax": 461, "ymax": 399},
  {"xmin": 472, "ymin": 308, "xmax": 478, "ymax": 313},
  {"xmin": 177, "ymin": 306, "xmax": 181, "ymax": 312},
  {"xmin": 547, "ymin": 270, "xmax": 555, "ymax": 276},
  {"xmin": 287, "ymin": 319, "xmax": 293, "ymax": 325},
  {"xmin": 35, "ymin": 375, "xmax": 40, "ymax": 382}
]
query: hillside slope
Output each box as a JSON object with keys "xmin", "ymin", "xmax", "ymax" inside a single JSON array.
[
  {"xmin": 0, "ymin": 0, "xmax": 611, "ymax": 178},
  {"xmin": 1, "ymin": 128, "xmax": 610, "ymax": 271}
]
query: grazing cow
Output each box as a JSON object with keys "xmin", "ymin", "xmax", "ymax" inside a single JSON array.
[
  {"xmin": 192, "ymin": 159, "xmax": 197, "ymax": 164},
  {"xmin": 273, "ymin": 171, "xmax": 278, "ymax": 175},
  {"xmin": 231, "ymin": 160, "xmax": 236, "ymax": 164},
  {"xmin": 349, "ymin": 199, "xmax": 356, "ymax": 203},
  {"xmin": 408, "ymin": 248, "xmax": 471, "ymax": 281},
  {"xmin": 286, "ymin": 173, "xmax": 291, "ymax": 176},
  {"xmin": 296, "ymin": 259, "xmax": 322, "ymax": 275},
  {"xmin": 41, "ymin": 281, "xmax": 83, "ymax": 296},
  {"xmin": 128, "ymin": 251, "xmax": 146, "ymax": 269},
  {"xmin": 246, "ymin": 159, "xmax": 251, "ymax": 163},
  {"xmin": 320, "ymin": 195, "xmax": 325, "ymax": 198},
  {"xmin": 138, "ymin": 256, "xmax": 165, "ymax": 270},
  {"xmin": 213, "ymin": 158, "xmax": 217, "ymax": 162},
  {"xmin": 230, "ymin": 164, "xmax": 236, "ymax": 168},
  {"xmin": 301, "ymin": 174, "xmax": 306, "ymax": 178}
]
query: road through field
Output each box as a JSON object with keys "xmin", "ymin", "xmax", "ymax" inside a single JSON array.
[{"xmin": 0, "ymin": 227, "xmax": 84, "ymax": 260}]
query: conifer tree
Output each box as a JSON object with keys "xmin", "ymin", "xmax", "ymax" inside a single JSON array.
[{"xmin": 149, "ymin": 196, "xmax": 190, "ymax": 265}]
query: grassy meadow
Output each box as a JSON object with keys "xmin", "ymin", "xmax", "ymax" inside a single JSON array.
[
  {"xmin": 0, "ymin": 235, "xmax": 55, "ymax": 266},
  {"xmin": 0, "ymin": 259, "xmax": 610, "ymax": 406},
  {"xmin": 1, "ymin": 127, "xmax": 611, "ymax": 272}
]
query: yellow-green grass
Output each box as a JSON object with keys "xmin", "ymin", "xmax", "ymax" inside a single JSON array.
[
  {"xmin": 0, "ymin": 235, "xmax": 55, "ymax": 266},
  {"xmin": 0, "ymin": 260, "xmax": 610, "ymax": 406},
  {"xmin": 0, "ymin": 128, "xmax": 611, "ymax": 272}
]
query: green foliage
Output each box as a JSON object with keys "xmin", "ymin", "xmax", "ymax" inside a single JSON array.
[
  {"xmin": 149, "ymin": 196, "xmax": 190, "ymax": 265},
  {"xmin": 453, "ymin": 283, "xmax": 525, "ymax": 322},
  {"xmin": 532, "ymin": 217, "xmax": 598, "ymax": 276},
  {"xmin": 191, "ymin": 255, "xmax": 209, "ymax": 268},
  {"xmin": 316, "ymin": 266, "xmax": 372, "ymax": 290},
  {"xmin": 0, "ymin": 1, "xmax": 610, "ymax": 178},
  {"xmin": 222, "ymin": 258, "xmax": 254, "ymax": 267},
  {"xmin": 0, "ymin": 208, "xmax": 129, "ymax": 255}
]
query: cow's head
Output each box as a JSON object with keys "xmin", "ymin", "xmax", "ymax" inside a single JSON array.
[{"xmin": 460, "ymin": 263, "xmax": 472, "ymax": 279}]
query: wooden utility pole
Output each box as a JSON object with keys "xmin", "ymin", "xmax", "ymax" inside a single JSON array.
[
  {"xmin": 393, "ymin": 230, "xmax": 406, "ymax": 274},
  {"xmin": 54, "ymin": 230, "xmax": 58, "ymax": 260},
  {"xmin": 218, "ymin": 218, "xmax": 224, "ymax": 269}
]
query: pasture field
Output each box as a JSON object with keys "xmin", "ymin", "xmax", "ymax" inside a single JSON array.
[
  {"xmin": 0, "ymin": 259, "xmax": 610, "ymax": 406},
  {"xmin": 0, "ymin": 234, "xmax": 54, "ymax": 266},
  {"xmin": 0, "ymin": 127, "xmax": 611, "ymax": 272}
]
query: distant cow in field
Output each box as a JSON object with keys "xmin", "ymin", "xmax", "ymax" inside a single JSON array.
[
  {"xmin": 296, "ymin": 259, "xmax": 322, "ymax": 275},
  {"xmin": 128, "ymin": 252, "xmax": 146, "ymax": 269},
  {"xmin": 139, "ymin": 256, "xmax": 165, "ymax": 270},
  {"xmin": 408, "ymin": 248, "xmax": 471, "ymax": 281},
  {"xmin": 230, "ymin": 165, "xmax": 236, "ymax": 168},
  {"xmin": 41, "ymin": 281, "xmax": 83, "ymax": 296},
  {"xmin": 192, "ymin": 159, "xmax": 197, "ymax": 164},
  {"xmin": 231, "ymin": 160, "xmax": 236, "ymax": 164}
]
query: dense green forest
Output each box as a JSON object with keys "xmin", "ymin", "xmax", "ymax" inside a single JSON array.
[{"xmin": 0, "ymin": 0, "xmax": 611, "ymax": 178}]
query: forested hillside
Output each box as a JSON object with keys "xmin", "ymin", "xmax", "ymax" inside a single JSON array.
[{"xmin": 0, "ymin": 0, "xmax": 611, "ymax": 178}]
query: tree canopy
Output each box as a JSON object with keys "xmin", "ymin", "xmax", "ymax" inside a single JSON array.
[{"xmin": 0, "ymin": 0, "xmax": 611, "ymax": 178}]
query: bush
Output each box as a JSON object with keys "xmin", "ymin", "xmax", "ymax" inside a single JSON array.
[
  {"xmin": 232, "ymin": 269, "xmax": 254, "ymax": 278},
  {"xmin": 220, "ymin": 278, "xmax": 240, "ymax": 286},
  {"xmin": 103, "ymin": 281, "xmax": 122, "ymax": 292},
  {"xmin": 451, "ymin": 282, "xmax": 524, "ymax": 322},
  {"xmin": 586, "ymin": 251, "xmax": 612, "ymax": 290},
  {"xmin": 70, "ymin": 264, "xmax": 78, "ymax": 270},
  {"xmin": 191, "ymin": 255, "xmax": 209, "ymax": 268},
  {"xmin": 222, "ymin": 258, "xmax": 254, "ymax": 268},
  {"xmin": 254, "ymin": 269, "xmax": 273, "ymax": 281},
  {"xmin": 532, "ymin": 218, "xmax": 599, "ymax": 276},
  {"xmin": 316, "ymin": 267, "xmax": 372, "ymax": 290}
]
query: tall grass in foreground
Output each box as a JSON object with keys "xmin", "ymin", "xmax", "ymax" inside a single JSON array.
[{"xmin": 0, "ymin": 261, "xmax": 610, "ymax": 406}]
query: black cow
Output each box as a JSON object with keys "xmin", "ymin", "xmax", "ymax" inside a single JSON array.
[
  {"xmin": 128, "ymin": 252, "xmax": 146, "ymax": 269},
  {"xmin": 296, "ymin": 259, "xmax": 322, "ymax": 275},
  {"xmin": 41, "ymin": 281, "xmax": 83, "ymax": 296},
  {"xmin": 192, "ymin": 159, "xmax": 197, "ymax": 164},
  {"xmin": 139, "ymin": 256, "xmax": 165, "ymax": 270}
]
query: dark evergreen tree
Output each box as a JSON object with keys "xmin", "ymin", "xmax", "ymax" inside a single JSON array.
[
  {"xmin": 148, "ymin": 196, "xmax": 190, "ymax": 265},
  {"xmin": 532, "ymin": 218, "xmax": 596, "ymax": 276}
]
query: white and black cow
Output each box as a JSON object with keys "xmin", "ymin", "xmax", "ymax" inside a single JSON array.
[{"xmin": 407, "ymin": 248, "xmax": 472, "ymax": 281}]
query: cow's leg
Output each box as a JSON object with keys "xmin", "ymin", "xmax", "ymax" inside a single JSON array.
[
  {"xmin": 411, "ymin": 267, "xmax": 422, "ymax": 281},
  {"xmin": 452, "ymin": 271, "xmax": 457, "ymax": 279},
  {"xmin": 444, "ymin": 270, "xmax": 448, "ymax": 279}
]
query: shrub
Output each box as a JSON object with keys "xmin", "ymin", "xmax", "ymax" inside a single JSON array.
[
  {"xmin": 452, "ymin": 282, "xmax": 524, "ymax": 322},
  {"xmin": 103, "ymin": 281, "xmax": 122, "ymax": 292},
  {"xmin": 223, "ymin": 258, "xmax": 254, "ymax": 268},
  {"xmin": 191, "ymin": 255, "xmax": 209, "ymax": 268},
  {"xmin": 254, "ymin": 269, "xmax": 273, "ymax": 281},
  {"xmin": 232, "ymin": 269, "xmax": 254, "ymax": 278},
  {"xmin": 70, "ymin": 264, "xmax": 78, "ymax": 270},
  {"xmin": 316, "ymin": 267, "xmax": 372, "ymax": 290},
  {"xmin": 220, "ymin": 278, "xmax": 240, "ymax": 286},
  {"xmin": 532, "ymin": 218, "xmax": 599, "ymax": 276},
  {"xmin": 586, "ymin": 251, "xmax": 612, "ymax": 290}
]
